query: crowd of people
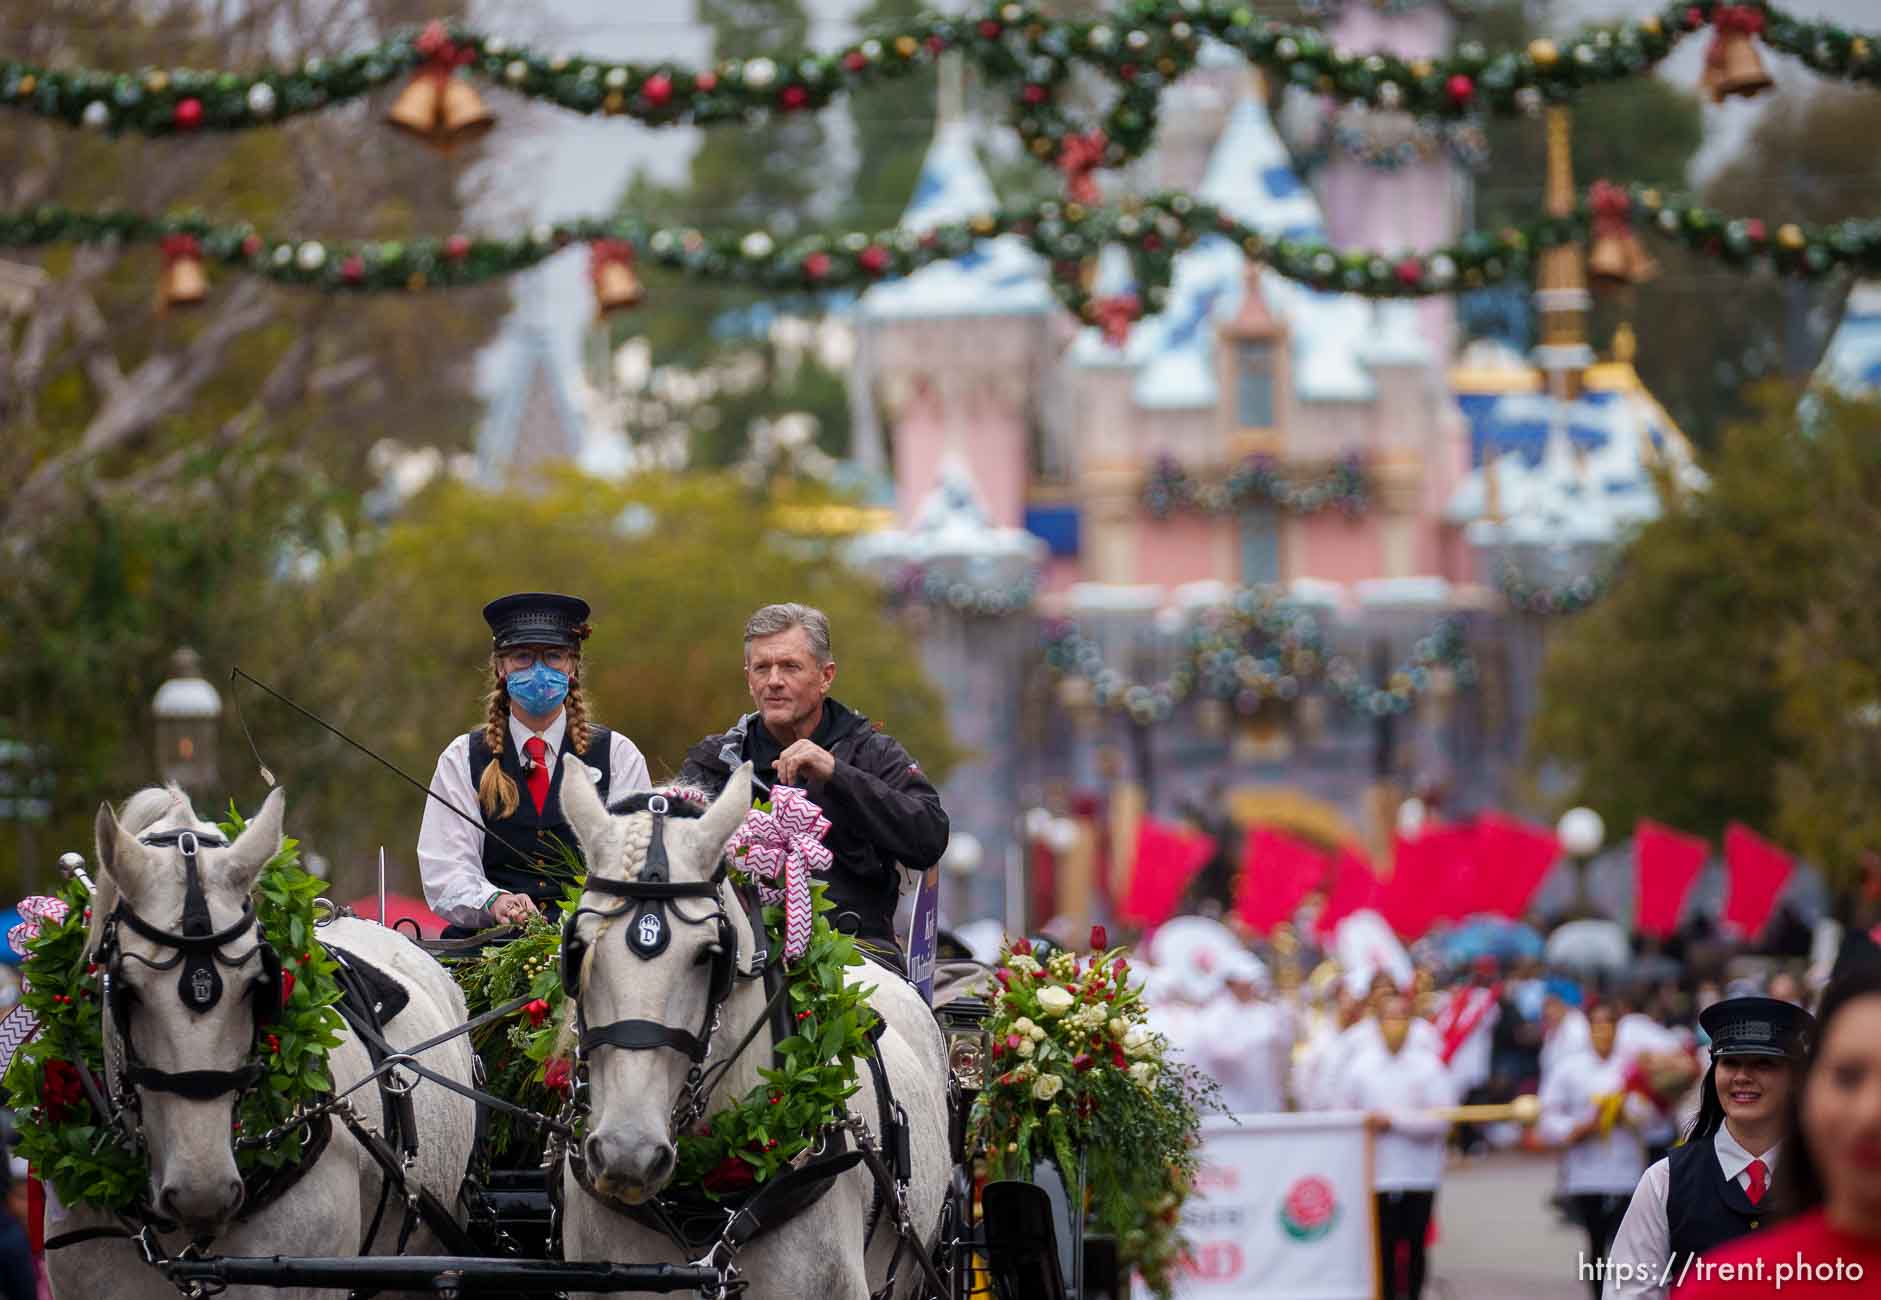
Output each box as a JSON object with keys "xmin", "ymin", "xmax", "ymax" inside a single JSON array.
[{"xmin": 1091, "ymin": 911, "xmax": 1881, "ymax": 1300}]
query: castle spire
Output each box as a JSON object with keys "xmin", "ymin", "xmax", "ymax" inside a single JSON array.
[{"xmin": 1533, "ymin": 107, "xmax": 1594, "ymax": 400}]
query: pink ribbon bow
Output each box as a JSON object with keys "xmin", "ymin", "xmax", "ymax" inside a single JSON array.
[
  {"xmin": 9, "ymin": 895, "xmax": 70, "ymax": 973},
  {"xmin": 724, "ymin": 786, "xmax": 833, "ymax": 964}
]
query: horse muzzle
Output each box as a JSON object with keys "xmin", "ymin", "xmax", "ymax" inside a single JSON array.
[
  {"xmin": 156, "ymin": 1173, "xmax": 245, "ymax": 1236},
  {"xmin": 585, "ymin": 1130, "xmax": 675, "ymax": 1204}
]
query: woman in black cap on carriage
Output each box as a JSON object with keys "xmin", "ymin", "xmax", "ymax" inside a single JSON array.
[
  {"xmin": 1599, "ymin": 995, "xmax": 1815, "ymax": 1299},
  {"xmin": 417, "ymin": 592, "xmax": 650, "ymax": 938}
]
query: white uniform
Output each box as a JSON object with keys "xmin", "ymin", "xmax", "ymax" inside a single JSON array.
[
  {"xmin": 1437, "ymin": 985, "xmax": 1502, "ymax": 1093},
  {"xmin": 1542, "ymin": 1008, "xmax": 1592, "ymax": 1076},
  {"xmin": 1196, "ymin": 996, "xmax": 1290, "ymax": 1114},
  {"xmin": 1335, "ymin": 1038, "xmax": 1458, "ymax": 1191},
  {"xmin": 416, "ymin": 711, "xmax": 650, "ymax": 928},
  {"xmin": 1601, "ymin": 1129, "xmax": 1782, "ymax": 1300},
  {"xmin": 1538, "ymin": 1046, "xmax": 1652, "ymax": 1195}
]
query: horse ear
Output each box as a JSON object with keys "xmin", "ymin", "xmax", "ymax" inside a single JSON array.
[
  {"xmin": 695, "ymin": 763, "xmax": 754, "ymax": 858},
  {"xmin": 94, "ymin": 800, "xmax": 126, "ymax": 883},
  {"xmin": 558, "ymin": 754, "xmax": 614, "ymax": 861},
  {"xmin": 221, "ymin": 787, "xmax": 286, "ymax": 894}
]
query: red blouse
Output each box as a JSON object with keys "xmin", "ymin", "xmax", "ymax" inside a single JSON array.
[{"xmin": 1674, "ymin": 1209, "xmax": 1881, "ymax": 1297}]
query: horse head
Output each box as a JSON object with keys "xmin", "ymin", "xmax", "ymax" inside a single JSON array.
[
  {"xmin": 559, "ymin": 760, "xmax": 755, "ymax": 1203},
  {"xmin": 90, "ymin": 784, "xmax": 285, "ymax": 1234}
]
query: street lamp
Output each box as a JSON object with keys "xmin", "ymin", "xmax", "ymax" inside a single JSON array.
[
  {"xmin": 1557, "ymin": 806, "xmax": 1606, "ymax": 918},
  {"xmin": 152, "ymin": 648, "xmax": 222, "ymax": 794}
]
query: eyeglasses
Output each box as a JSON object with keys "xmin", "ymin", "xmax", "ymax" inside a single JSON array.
[{"xmin": 501, "ymin": 648, "xmax": 574, "ymax": 672}]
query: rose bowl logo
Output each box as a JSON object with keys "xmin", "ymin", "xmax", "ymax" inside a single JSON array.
[{"xmin": 1278, "ymin": 1174, "xmax": 1339, "ymax": 1243}]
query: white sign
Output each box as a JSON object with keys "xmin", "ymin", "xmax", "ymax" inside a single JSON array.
[{"xmin": 1169, "ymin": 1111, "xmax": 1376, "ymax": 1300}]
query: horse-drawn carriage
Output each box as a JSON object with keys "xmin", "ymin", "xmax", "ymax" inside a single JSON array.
[{"xmin": 9, "ymin": 769, "xmax": 1111, "ymax": 1300}]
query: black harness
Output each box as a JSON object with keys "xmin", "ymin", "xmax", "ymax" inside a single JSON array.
[{"xmin": 98, "ymin": 829, "xmax": 283, "ymax": 1105}]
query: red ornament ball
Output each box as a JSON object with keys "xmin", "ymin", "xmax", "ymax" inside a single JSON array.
[
  {"xmin": 1021, "ymin": 83, "xmax": 1048, "ymax": 104},
  {"xmin": 642, "ymin": 73, "xmax": 673, "ymax": 107},
  {"xmin": 444, "ymin": 234, "xmax": 471, "ymax": 260},
  {"xmin": 1395, "ymin": 257, "xmax": 1424, "ymax": 287},
  {"xmin": 1745, "ymin": 219, "xmax": 1767, "ymax": 243},
  {"xmin": 779, "ymin": 84, "xmax": 809, "ymax": 110},
  {"xmin": 240, "ymin": 233, "xmax": 264, "ymax": 258},
  {"xmin": 843, "ymin": 51, "xmax": 868, "ymax": 73},
  {"xmin": 1445, "ymin": 74, "xmax": 1474, "ymax": 105},
  {"xmin": 978, "ymin": 20, "xmax": 1002, "ymax": 39},
  {"xmin": 1684, "ymin": 6, "xmax": 1705, "ymax": 30},
  {"xmin": 693, "ymin": 71, "xmax": 717, "ymax": 93},
  {"xmin": 341, "ymin": 255, "xmax": 365, "ymax": 284},
  {"xmin": 174, "ymin": 97, "xmax": 204, "ymax": 130},
  {"xmin": 925, "ymin": 35, "xmax": 945, "ymax": 54},
  {"xmin": 803, "ymin": 251, "xmax": 832, "ymax": 279},
  {"xmin": 858, "ymin": 245, "xmax": 889, "ymax": 274}
]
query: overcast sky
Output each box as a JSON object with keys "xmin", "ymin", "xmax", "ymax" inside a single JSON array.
[{"xmin": 468, "ymin": 0, "xmax": 1881, "ymax": 363}]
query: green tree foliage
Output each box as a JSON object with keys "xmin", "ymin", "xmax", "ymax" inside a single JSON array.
[
  {"xmin": 0, "ymin": 0, "xmax": 502, "ymax": 891},
  {"xmin": 1529, "ymin": 392, "xmax": 1881, "ymax": 890},
  {"xmin": 845, "ymin": 0, "xmax": 937, "ymax": 230},
  {"xmin": 238, "ymin": 471, "xmax": 960, "ymax": 893}
]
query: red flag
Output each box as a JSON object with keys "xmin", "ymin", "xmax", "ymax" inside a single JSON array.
[
  {"xmin": 1722, "ymin": 823, "xmax": 1795, "ymax": 940},
  {"xmin": 1119, "ymin": 818, "xmax": 1216, "ymax": 928},
  {"xmin": 1236, "ymin": 829, "xmax": 1328, "ymax": 935},
  {"xmin": 1424, "ymin": 823, "xmax": 1483, "ymax": 927},
  {"xmin": 1634, "ymin": 820, "xmax": 1708, "ymax": 939},
  {"xmin": 1381, "ymin": 827, "xmax": 1473, "ymax": 939},
  {"xmin": 1473, "ymin": 814, "xmax": 1561, "ymax": 920},
  {"xmin": 1316, "ymin": 847, "xmax": 1382, "ymax": 938}
]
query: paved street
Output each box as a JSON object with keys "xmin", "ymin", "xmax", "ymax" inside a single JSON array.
[{"xmin": 1427, "ymin": 1151, "xmax": 1595, "ymax": 1300}]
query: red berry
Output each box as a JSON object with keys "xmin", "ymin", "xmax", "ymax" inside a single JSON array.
[
  {"xmin": 174, "ymin": 97, "xmax": 204, "ymax": 130},
  {"xmin": 444, "ymin": 234, "xmax": 471, "ymax": 260},
  {"xmin": 643, "ymin": 73, "xmax": 673, "ymax": 106}
]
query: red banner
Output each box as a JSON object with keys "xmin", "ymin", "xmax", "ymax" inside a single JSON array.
[
  {"xmin": 1722, "ymin": 823, "xmax": 1795, "ymax": 939},
  {"xmin": 1472, "ymin": 814, "xmax": 1561, "ymax": 920},
  {"xmin": 1634, "ymin": 820, "xmax": 1709, "ymax": 938},
  {"xmin": 1315, "ymin": 848, "xmax": 1382, "ymax": 938},
  {"xmin": 1120, "ymin": 818, "xmax": 1217, "ymax": 928},
  {"xmin": 1235, "ymin": 828, "xmax": 1329, "ymax": 935}
]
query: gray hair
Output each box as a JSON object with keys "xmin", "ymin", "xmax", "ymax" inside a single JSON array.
[{"xmin": 743, "ymin": 603, "xmax": 832, "ymax": 664}]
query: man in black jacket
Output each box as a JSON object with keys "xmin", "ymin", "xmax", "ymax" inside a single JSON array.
[{"xmin": 678, "ymin": 603, "xmax": 949, "ymax": 969}]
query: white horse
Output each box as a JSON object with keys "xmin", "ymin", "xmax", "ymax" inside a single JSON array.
[
  {"xmin": 45, "ymin": 785, "xmax": 477, "ymax": 1300},
  {"xmin": 557, "ymin": 762, "xmax": 953, "ymax": 1300}
]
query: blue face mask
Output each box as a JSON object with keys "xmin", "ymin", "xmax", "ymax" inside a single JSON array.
[{"xmin": 506, "ymin": 663, "xmax": 570, "ymax": 716}]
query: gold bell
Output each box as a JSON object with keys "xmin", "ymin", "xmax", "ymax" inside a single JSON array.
[
  {"xmin": 436, "ymin": 77, "xmax": 495, "ymax": 147},
  {"xmin": 1587, "ymin": 231, "xmax": 1658, "ymax": 290},
  {"xmin": 385, "ymin": 72, "xmax": 443, "ymax": 140},
  {"xmin": 158, "ymin": 255, "xmax": 208, "ymax": 312},
  {"xmin": 588, "ymin": 240, "xmax": 644, "ymax": 316},
  {"xmin": 1700, "ymin": 31, "xmax": 1774, "ymax": 103}
]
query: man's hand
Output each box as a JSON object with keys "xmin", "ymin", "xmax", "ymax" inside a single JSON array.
[
  {"xmin": 491, "ymin": 892, "xmax": 539, "ymax": 926},
  {"xmin": 774, "ymin": 739, "xmax": 836, "ymax": 787},
  {"xmin": 1365, "ymin": 1111, "xmax": 1392, "ymax": 1133}
]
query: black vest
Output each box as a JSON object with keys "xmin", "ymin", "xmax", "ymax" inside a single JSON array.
[
  {"xmin": 1666, "ymin": 1134, "xmax": 1768, "ymax": 1278},
  {"xmin": 466, "ymin": 724, "xmax": 614, "ymax": 906}
]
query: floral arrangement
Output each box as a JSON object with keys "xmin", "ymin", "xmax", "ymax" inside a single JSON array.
[
  {"xmin": 970, "ymin": 929, "xmax": 1217, "ymax": 1298},
  {"xmin": 2, "ymin": 804, "xmax": 345, "ymax": 1211},
  {"xmin": 453, "ymin": 797, "xmax": 877, "ymax": 1195}
]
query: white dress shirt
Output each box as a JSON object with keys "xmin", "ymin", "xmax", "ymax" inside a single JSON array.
[
  {"xmin": 416, "ymin": 712, "xmax": 650, "ymax": 927},
  {"xmin": 1538, "ymin": 1046, "xmax": 1653, "ymax": 1195},
  {"xmin": 1336, "ymin": 1039, "xmax": 1459, "ymax": 1191},
  {"xmin": 1542, "ymin": 1008, "xmax": 1592, "ymax": 1076},
  {"xmin": 1196, "ymin": 997, "xmax": 1290, "ymax": 1115},
  {"xmin": 1601, "ymin": 1129, "xmax": 1781, "ymax": 1300}
]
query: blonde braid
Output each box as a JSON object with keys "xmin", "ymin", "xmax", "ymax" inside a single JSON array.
[
  {"xmin": 565, "ymin": 668, "xmax": 591, "ymax": 757},
  {"xmin": 477, "ymin": 660, "xmax": 521, "ymax": 820}
]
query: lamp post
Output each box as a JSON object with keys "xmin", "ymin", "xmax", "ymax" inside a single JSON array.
[
  {"xmin": 1557, "ymin": 806, "xmax": 1606, "ymax": 919},
  {"xmin": 152, "ymin": 648, "xmax": 222, "ymax": 797}
]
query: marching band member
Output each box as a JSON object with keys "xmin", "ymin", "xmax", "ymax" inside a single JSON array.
[
  {"xmin": 1337, "ymin": 990, "xmax": 1459, "ymax": 1300},
  {"xmin": 1540, "ymin": 1003, "xmax": 1653, "ymax": 1300},
  {"xmin": 678, "ymin": 602, "xmax": 948, "ymax": 970},
  {"xmin": 1602, "ymin": 996, "xmax": 1813, "ymax": 1300},
  {"xmin": 1195, "ymin": 950, "xmax": 1290, "ymax": 1114},
  {"xmin": 1438, "ymin": 957, "xmax": 1504, "ymax": 1154},
  {"xmin": 418, "ymin": 592, "xmax": 650, "ymax": 937}
]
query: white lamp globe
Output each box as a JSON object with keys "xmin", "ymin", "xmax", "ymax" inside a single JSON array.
[
  {"xmin": 1395, "ymin": 797, "xmax": 1428, "ymax": 837},
  {"xmin": 941, "ymin": 831, "xmax": 985, "ymax": 876},
  {"xmin": 1557, "ymin": 807, "xmax": 1605, "ymax": 858}
]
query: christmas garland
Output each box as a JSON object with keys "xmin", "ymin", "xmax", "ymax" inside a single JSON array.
[
  {"xmin": 1142, "ymin": 453, "xmax": 1369, "ymax": 520},
  {"xmin": 1322, "ymin": 102, "xmax": 1490, "ymax": 173},
  {"xmin": 6, "ymin": 180, "xmax": 1876, "ymax": 334},
  {"xmin": 1323, "ymin": 613, "xmax": 1476, "ymax": 716},
  {"xmin": 971, "ymin": 931, "xmax": 1217, "ymax": 1298},
  {"xmin": 453, "ymin": 862, "xmax": 877, "ymax": 1193},
  {"xmin": 1496, "ymin": 561, "xmax": 1612, "ymax": 615},
  {"xmin": 887, "ymin": 562, "xmax": 1041, "ymax": 618},
  {"xmin": 1, "ymin": 804, "xmax": 345, "ymax": 1213}
]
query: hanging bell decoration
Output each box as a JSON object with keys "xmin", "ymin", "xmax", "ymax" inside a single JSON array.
[
  {"xmin": 1700, "ymin": 6, "xmax": 1774, "ymax": 103},
  {"xmin": 1585, "ymin": 180, "xmax": 1657, "ymax": 291},
  {"xmin": 157, "ymin": 234, "xmax": 208, "ymax": 313},
  {"xmin": 588, "ymin": 239, "xmax": 644, "ymax": 316},
  {"xmin": 386, "ymin": 20, "xmax": 493, "ymax": 151}
]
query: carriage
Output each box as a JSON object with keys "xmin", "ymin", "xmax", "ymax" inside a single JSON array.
[{"xmin": 10, "ymin": 773, "xmax": 1111, "ymax": 1300}]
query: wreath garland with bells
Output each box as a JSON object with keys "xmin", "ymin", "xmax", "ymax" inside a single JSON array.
[
  {"xmin": 451, "ymin": 830, "xmax": 877, "ymax": 1195},
  {"xmin": 1, "ymin": 803, "xmax": 344, "ymax": 1213}
]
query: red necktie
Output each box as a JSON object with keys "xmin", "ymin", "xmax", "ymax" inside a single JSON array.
[
  {"xmin": 1746, "ymin": 1158, "xmax": 1767, "ymax": 1206},
  {"xmin": 524, "ymin": 736, "xmax": 550, "ymax": 815}
]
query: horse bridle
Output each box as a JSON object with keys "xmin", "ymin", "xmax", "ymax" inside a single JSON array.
[
  {"xmin": 97, "ymin": 829, "xmax": 283, "ymax": 1108},
  {"xmin": 560, "ymin": 795, "xmax": 769, "ymax": 1136}
]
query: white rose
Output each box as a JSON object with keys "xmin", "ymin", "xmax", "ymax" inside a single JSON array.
[
  {"xmin": 1128, "ymin": 1061, "xmax": 1158, "ymax": 1088},
  {"xmin": 1122, "ymin": 1025, "xmax": 1156, "ymax": 1058},
  {"xmin": 1015, "ymin": 1037, "xmax": 1035, "ymax": 1058},
  {"xmin": 1108, "ymin": 1017, "xmax": 1128, "ymax": 1040},
  {"xmin": 1011, "ymin": 1017, "xmax": 1038, "ymax": 1038},
  {"xmin": 1035, "ymin": 986, "xmax": 1076, "ymax": 1017},
  {"xmin": 1032, "ymin": 1072, "xmax": 1064, "ymax": 1101},
  {"xmin": 1029, "ymin": 1023, "xmax": 1047, "ymax": 1041}
]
